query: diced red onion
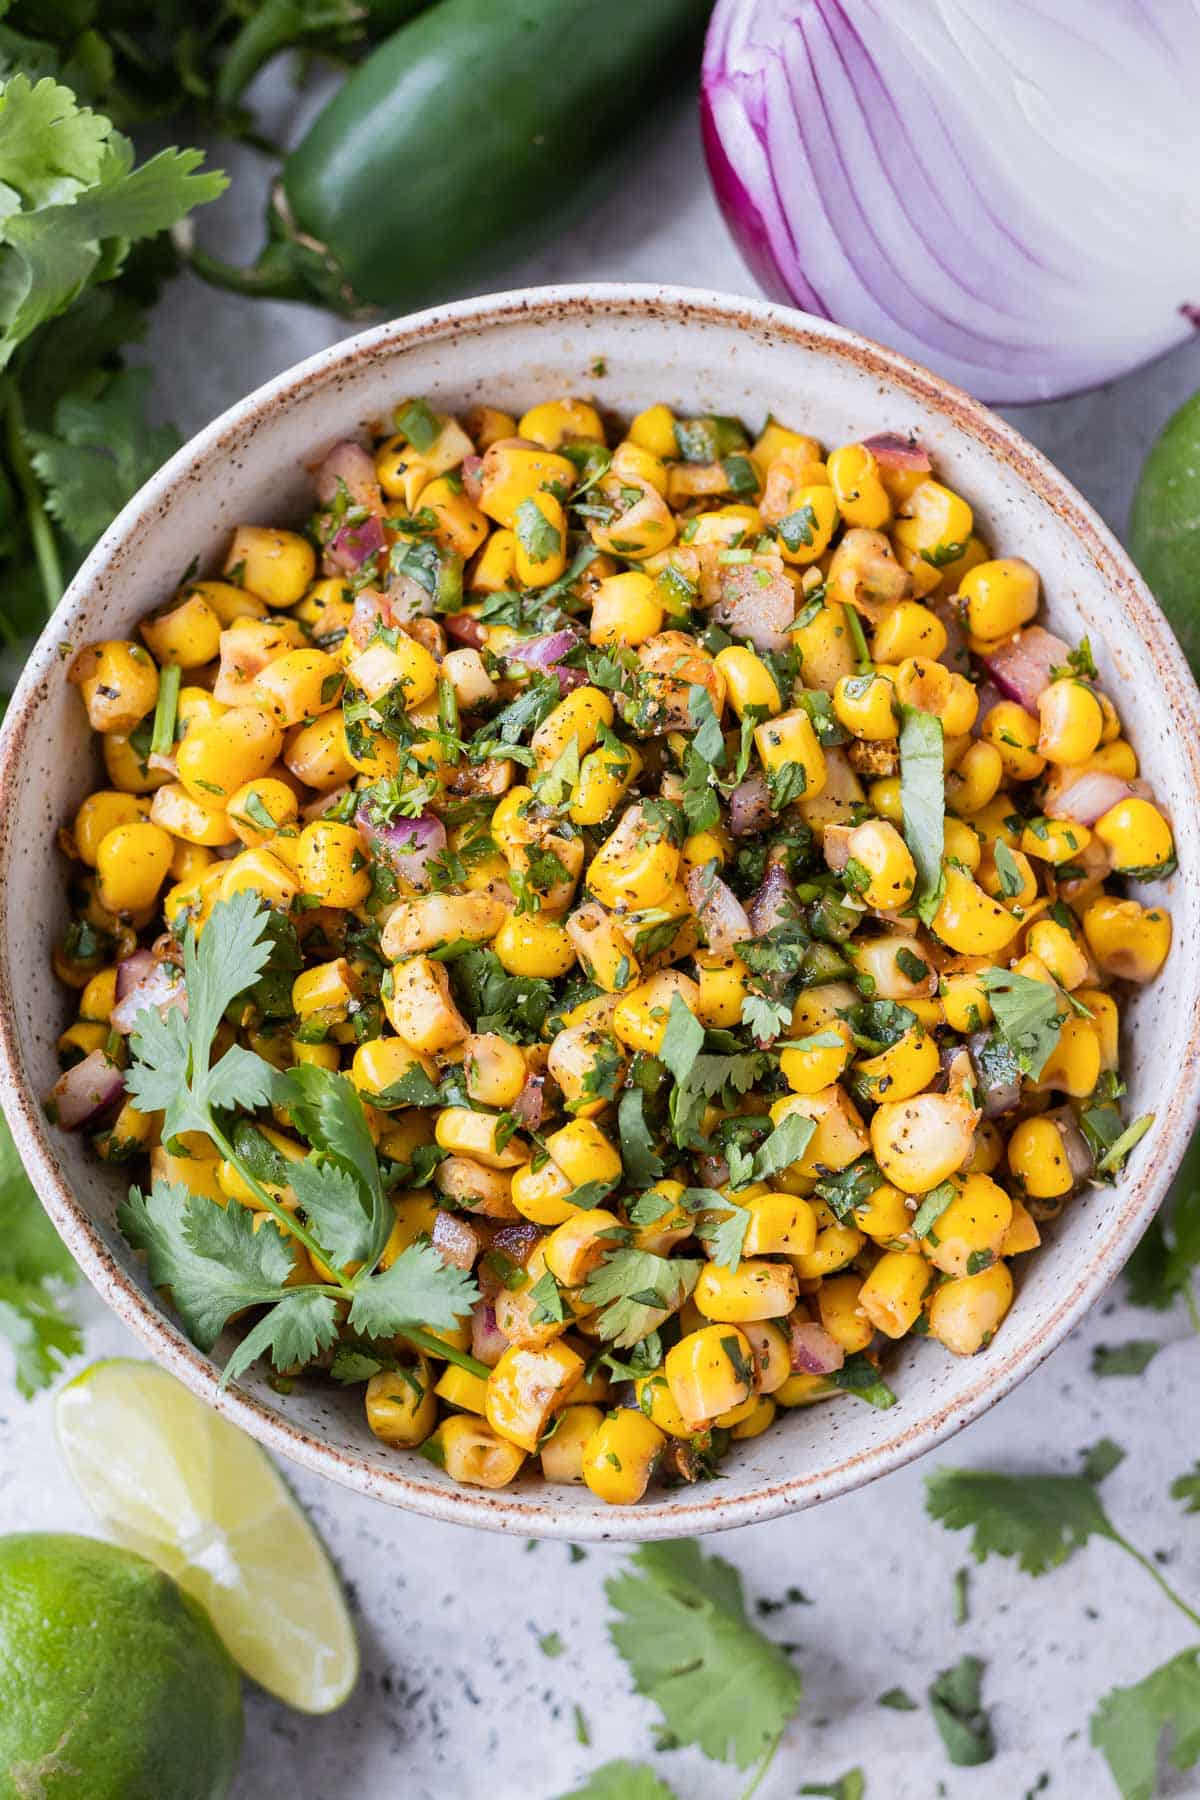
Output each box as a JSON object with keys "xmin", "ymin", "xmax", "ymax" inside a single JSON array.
[
  {"xmin": 490, "ymin": 1221, "xmax": 542, "ymax": 1266},
  {"xmin": 326, "ymin": 512, "xmax": 386, "ymax": 575},
  {"xmin": 686, "ymin": 864, "xmax": 752, "ymax": 955},
  {"xmin": 710, "ymin": 564, "xmax": 795, "ymax": 652},
  {"xmin": 431, "ymin": 1210, "xmax": 480, "ymax": 1272},
  {"xmin": 821, "ymin": 824, "xmax": 853, "ymax": 874},
  {"xmin": 314, "ymin": 440, "xmax": 382, "ymax": 513},
  {"xmin": 445, "ymin": 611, "xmax": 487, "ymax": 650},
  {"xmin": 748, "ymin": 861, "xmax": 797, "ymax": 936},
  {"xmin": 789, "ymin": 1321, "xmax": 845, "ymax": 1377},
  {"xmin": 111, "ymin": 953, "xmax": 188, "ymax": 1036},
  {"xmin": 300, "ymin": 784, "xmax": 351, "ymax": 824},
  {"xmin": 861, "ymin": 433, "xmax": 931, "ymax": 473},
  {"xmin": 51, "ymin": 1050, "xmax": 124, "ymax": 1130},
  {"xmin": 967, "ymin": 1032, "xmax": 1021, "ymax": 1119},
  {"xmin": 930, "ymin": 596, "xmax": 971, "ymax": 678},
  {"xmin": 1047, "ymin": 1105, "xmax": 1095, "ymax": 1186},
  {"xmin": 355, "ymin": 801, "xmax": 445, "ymax": 888},
  {"xmin": 1043, "ymin": 770, "xmax": 1137, "ymax": 827},
  {"xmin": 697, "ymin": 1152, "xmax": 730, "ymax": 1189},
  {"xmin": 386, "ymin": 572, "xmax": 437, "ymax": 622},
  {"xmin": 511, "ymin": 1074, "xmax": 545, "ymax": 1132},
  {"xmin": 471, "ymin": 1301, "xmax": 509, "ymax": 1367},
  {"xmin": 728, "ymin": 772, "xmax": 772, "ymax": 837},
  {"xmin": 348, "ymin": 590, "xmax": 389, "ymax": 649},
  {"xmin": 983, "ymin": 626, "xmax": 1071, "ymax": 713},
  {"xmin": 508, "ymin": 630, "xmax": 587, "ymax": 694}
]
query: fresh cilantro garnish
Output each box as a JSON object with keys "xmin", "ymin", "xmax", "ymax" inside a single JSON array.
[
  {"xmin": 1171, "ymin": 1462, "xmax": 1200, "ymax": 1513},
  {"xmin": 826, "ymin": 1353, "xmax": 896, "ymax": 1409},
  {"xmin": 911, "ymin": 1181, "xmax": 956, "ymax": 1240},
  {"xmin": 687, "ymin": 684, "xmax": 726, "ymax": 764},
  {"xmin": 514, "ymin": 496, "xmax": 562, "ymax": 564},
  {"xmin": 581, "ymin": 1249, "xmax": 702, "ymax": 1348},
  {"xmin": 993, "ymin": 840, "xmax": 1024, "ymax": 899},
  {"xmin": 753, "ymin": 1111, "xmax": 816, "ymax": 1182},
  {"xmin": 605, "ymin": 1539, "xmax": 803, "ymax": 1774},
  {"xmin": 815, "ymin": 1156, "xmax": 883, "ymax": 1222},
  {"xmin": 898, "ymin": 704, "xmax": 944, "ymax": 924},
  {"xmin": 0, "ymin": 1116, "xmax": 81, "ymax": 1396},
  {"xmin": 1091, "ymin": 1340, "xmax": 1161, "ymax": 1377},
  {"xmin": 919, "ymin": 539, "xmax": 969, "ymax": 570},
  {"xmin": 1090, "ymin": 1649, "xmax": 1200, "ymax": 1800},
  {"xmin": 878, "ymin": 1687, "xmax": 918, "ymax": 1711},
  {"xmin": 799, "ymin": 1773, "xmax": 864, "ymax": 1800},
  {"xmin": 978, "ymin": 969, "xmax": 1062, "ymax": 1079},
  {"xmin": 660, "ymin": 992, "xmax": 704, "ymax": 1083},
  {"xmin": 618, "ymin": 1089, "xmax": 664, "ymax": 1189},
  {"xmin": 777, "ymin": 504, "xmax": 818, "ymax": 553},
  {"xmin": 928, "ymin": 1655, "xmax": 994, "ymax": 1766},
  {"xmin": 740, "ymin": 991, "xmax": 792, "ymax": 1046},
  {"xmin": 1081, "ymin": 1437, "xmax": 1126, "ymax": 1483},
  {"xmin": 554, "ymin": 1763, "xmax": 678, "ymax": 1800},
  {"xmin": 682, "ymin": 1188, "xmax": 750, "ymax": 1272}
]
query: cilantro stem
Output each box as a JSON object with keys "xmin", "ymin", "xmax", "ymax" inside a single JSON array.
[
  {"xmin": 1113, "ymin": 1531, "xmax": 1200, "ymax": 1632},
  {"xmin": 739, "ymin": 1731, "xmax": 783, "ymax": 1800},
  {"xmin": 4, "ymin": 379, "xmax": 64, "ymax": 615},
  {"xmin": 205, "ymin": 1117, "xmax": 353, "ymax": 1289},
  {"xmin": 395, "ymin": 1323, "xmax": 490, "ymax": 1381},
  {"xmin": 1185, "ymin": 1285, "xmax": 1200, "ymax": 1335},
  {"xmin": 842, "ymin": 601, "xmax": 873, "ymax": 674}
]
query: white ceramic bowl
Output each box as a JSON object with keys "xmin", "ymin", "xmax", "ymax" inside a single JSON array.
[{"xmin": 3, "ymin": 284, "xmax": 1198, "ymax": 1540}]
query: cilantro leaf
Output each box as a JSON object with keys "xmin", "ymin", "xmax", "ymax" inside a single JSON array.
[
  {"xmin": 0, "ymin": 1275, "xmax": 81, "ymax": 1398},
  {"xmin": 555, "ymin": 1762, "xmax": 678, "ymax": 1800},
  {"xmin": 898, "ymin": 704, "xmax": 945, "ymax": 923},
  {"xmin": 0, "ymin": 1112, "xmax": 80, "ymax": 1394},
  {"xmin": 1092, "ymin": 1340, "xmax": 1161, "ymax": 1377},
  {"xmin": 1081, "ymin": 1438, "xmax": 1126, "ymax": 1483},
  {"xmin": 685, "ymin": 1189, "xmax": 750, "ymax": 1273},
  {"xmin": 29, "ymin": 367, "xmax": 177, "ymax": 549},
  {"xmin": 754, "ymin": 1111, "xmax": 816, "ymax": 1182},
  {"xmin": 514, "ymin": 496, "xmax": 561, "ymax": 563},
  {"xmin": 1125, "ymin": 1172, "xmax": 1200, "ymax": 1317},
  {"xmin": 606, "ymin": 1540, "xmax": 802, "ymax": 1770},
  {"xmin": 799, "ymin": 1774, "xmax": 865, "ymax": 1800},
  {"xmin": 660, "ymin": 992, "xmax": 704, "ymax": 1084},
  {"xmin": 1170, "ymin": 1463, "xmax": 1200, "ymax": 1513},
  {"xmin": 826, "ymin": 1353, "xmax": 896, "ymax": 1408},
  {"xmin": 118, "ymin": 1185, "xmax": 295, "ymax": 1352},
  {"xmin": 687, "ymin": 684, "xmax": 726, "ymax": 764},
  {"xmin": 347, "ymin": 1239, "xmax": 478, "ymax": 1341},
  {"xmin": 1090, "ymin": 1648, "xmax": 1200, "ymax": 1800},
  {"xmin": 204, "ymin": 1042, "xmax": 282, "ymax": 1117},
  {"xmin": 979, "ymin": 969, "xmax": 1063, "ymax": 1079},
  {"xmin": 288, "ymin": 1159, "xmax": 376, "ymax": 1274},
  {"xmin": 581, "ymin": 1249, "xmax": 702, "ymax": 1348},
  {"xmin": 618, "ymin": 1089, "xmax": 664, "ymax": 1189},
  {"xmin": 925, "ymin": 1466, "xmax": 1117, "ymax": 1575},
  {"xmin": 740, "ymin": 991, "xmax": 792, "ymax": 1045},
  {"xmin": 281, "ymin": 1062, "xmax": 388, "ymax": 1261},
  {"xmin": 222, "ymin": 1288, "xmax": 342, "ymax": 1387},
  {"xmin": 928, "ymin": 1655, "xmax": 994, "ymax": 1766}
]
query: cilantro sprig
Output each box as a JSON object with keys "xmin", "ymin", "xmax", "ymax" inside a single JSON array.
[{"xmin": 118, "ymin": 895, "xmax": 479, "ymax": 1385}]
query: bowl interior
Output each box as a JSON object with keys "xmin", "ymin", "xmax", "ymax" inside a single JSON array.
[{"xmin": 3, "ymin": 286, "xmax": 1198, "ymax": 1539}]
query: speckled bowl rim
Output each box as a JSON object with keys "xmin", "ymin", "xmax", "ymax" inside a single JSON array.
[{"xmin": 3, "ymin": 283, "xmax": 1199, "ymax": 1540}]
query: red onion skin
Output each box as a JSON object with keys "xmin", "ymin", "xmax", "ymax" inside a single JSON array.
[
  {"xmin": 111, "ymin": 956, "xmax": 187, "ymax": 1036},
  {"xmin": 461, "ymin": 455, "xmax": 484, "ymax": 504},
  {"xmin": 508, "ymin": 630, "xmax": 587, "ymax": 695},
  {"xmin": 326, "ymin": 512, "xmax": 386, "ymax": 575},
  {"xmin": 748, "ymin": 861, "xmax": 797, "ymax": 936},
  {"xmin": 51, "ymin": 1050, "xmax": 125, "ymax": 1130},
  {"xmin": 789, "ymin": 1321, "xmax": 845, "ymax": 1377},
  {"xmin": 470, "ymin": 1301, "xmax": 509, "ymax": 1367},
  {"xmin": 1046, "ymin": 1105, "xmax": 1094, "ymax": 1185},
  {"xmin": 490, "ymin": 1221, "xmax": 542, "ymax": 1266},
  {"xmin": 431, "ymin": 1210, "xmax": 480, "ymax": 1272},
  {"xmin": 314, "ymin": 440, "xmax": 382, "ymax": 513},
  {"xmin": 728, "ymin": 773, "xmax": 772, "ymax": 837},
  {"xmin": 511, "ymin": 1075, "xmax": 545, "ymax": 1132},
  {"xmin": 1043, "ymin": 770, "xmax": 1141, "ymax": 827},
  {"xmin": 967, "ymin": 1032, "xmax": 1021, "ymax": 1118},
  {"xmin": 445, "ymin": 612, "xmax": 487, "ymax": 650},
  {"xmin": 685, "ymin": 865, "xmax": 752, "ymax": 954},
  {"xmin": 861, "ymin": 433, "xmax": 931, "ymax": 473},
  {"xmin": 983, "ymin": 626, "xmax": 1071, "ymax": 712},
  {"xmin": 355, "ymin": 801, "xmax": 446, "ymax": 887},
  {"xmin": 114, "ymin": 948, "xmax": 155, "ymax": 1001}
]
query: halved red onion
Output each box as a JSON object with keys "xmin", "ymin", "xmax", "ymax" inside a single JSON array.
[
  {"xmin": 710, "ymin": 564, "xmax": 795, "ymax": 652},
  {"xmin": 983, "ymin": 625, "xmax": 1071, "ymax": 713},
  {"xmin": 431, "ymin": 1210, "xmax": 480, "ymax": 1272},
  {"xmin": 111, "ymin": 954, "xmax": 188, "ymax": 1036},
  {"xmin": 490, "ymin": 1221, "xmax": 542, "ymax": 1266},
  {"xmin": 507, "ymin": 629, "xmax": 587, "ymax": 694},
  {"xmin": 789, "ymin": 1321, "xmax": 845, "ymax": 1377},
  {"xmin": 471, "ymin": 1301, "xmax": 509, "ymax": 1368},
  {"xmin": 356, "ymin": 800, "xmax": 446, "ymax": 888},
  {"xmin": 748, "ymin": 860, "xmax": 797, "ymax": 935},
  {"xmin": 314, "ymin": 440, "xmax": 382, "ymax": 513},
  {"xmin": 861, "ymin": 433, "xmax": 931, "ymax": 473},
  {"xmin": 445, "ymin": 611, "xmax": 487, "ymax": 650},
  {"xmin": 1047, "ymin": 1105, "xmax": 1094, "ymax": 1185},
  {"xmin": 511, "ymin": 1074, "xmax": 545, "ymax": 1132},
  {"xmin": 728, "ymin": 772, "xmax": 772, "ymax": 837},
  {"xmin": 51, "ymin": 1050, "xmax": 124, "ymax": 1130},
  {"xmin": 326, "ymin": 512, "xmax": 386, "ymax": 575},
  {"xmin": 1043, "ymin": 769, "xmax": 1136, "ymax": 826},
  {"xmin": 686, "ymin": 864, "xmax": 752, "ymax": 954}
]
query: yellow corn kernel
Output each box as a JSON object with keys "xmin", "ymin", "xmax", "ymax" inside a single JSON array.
[
  {"xmin": 293, "ymin": 956, "xmax": 358, "ymax": 1024},
  {"xmin": 588, "ymin": 571, "xmax": 664, "ymax": 648},
  {"xmin": 628, "ymin": 403, "xmax": 677, "ymax": 459},
  {"xmin": 959, "ymin": 558, "xmax": 1039, "ymax": 641},
  {"xmin": 610, "ymin": 439, "xmax": 670, "ymax": 499},
  {"xmin": 588, "ymin": 805, "xmax": 680, "ymax": 912},
  {"xmin": 611, "ymin": 969, "xmax": 701, "ymax": 1056},
  {"xmin": 455, "ymin": 1033, "xmax": 525, "ymax": 1110},
  {"xmin": 754, "ymin": 707, "xmax": 827, "ymax": 795},
  {"xmin": 431, "ymin": 1415, "xmax": 526, "ymax": 1488},
  {"xmin": 1076, "ymin": 988, "xmax": 1119, "ymax": 1068},
  {"xmin": 530, "ymin": 687, "xmax": 614, "ymax": 771},
  {"xmin": 947, "ymin": 740, "xmax": 1004, "ymax": 816},
  {"xmin": 1094, "ymin": 797, "xmax": 1174, "ymax": 876},
  {"xmin": 434, "ymin": 1107, "xmax": 528, "ymax": 1172},
  {"xmin": 347, "ymin": 1037, "xmax": 433, "ymax": 1107},
  {"xmin": 740, "ymin": 1192, "xmax": 817, "ymax": 1257},
  {"xmin": 491, "ymin": 912, "xmax": 575, "ymax": 980},
  {"xmin": 1001, "ymin": 1197, "xmax": 1042, "ymax": 1256},
  {"xmin": 509, "ymin": 1158, "xmax": 578, "ymax": 1228},
  {"xmin": 1082, "ymin": 898, "xmax": 1171, "ymax": 983},
  {"xmin": 434, "ymin": 1365, "xmax": 489, "ymax": 1417},
  {"xmin": 693, "ymin": 951, "xmax": 751, "ymax": 1029},
  {"xmin": 1087, "ymin": 739, "xmax": 1138, "ymax": 780},
  {"xmin": 541, "ymin": 1404, "xmax": 606, "ymax": 1483},
  {"xmin": 850, "ymin": 1180, "xmax": 912, "ymax": 1246},
  {"xmin": 858, "ymin": 1250, "xmax": 929, "ymax": 1338},
  {"xmin": 1036, "ymin": 678, "xmax": 1104, "ymax": 766},
  {"xmin": 774, "ymin": 1372, "xmax": 840, "ymax": 1408},
  {"xmin": 843, "ymin": 818, "xmax": 916, "ymax": 910},
  {"xmin": 665, "ymin": 1324, "xmax": 754, "ymax": 1430},
  {"xmin": 1025, "ymin": 919, "xmax": 1089, "ymax": 990},
  {"xmin": 923, "ymin": 1172, "xmax": 1012, "ymax": 1279},
  {"xmin": 140, "ymin": 592, "xmax": 221, "ymax": 669},
  {"xmin": 769, "ymin": 1085, "xmax": 870, "ymax": 1178},
  {"xmin": 981, "ymin": 700, "xmax": 1045, "ymax": 782},
  {"xmin": 346, "ymin": 634, "xmax": 440, "ymax": 712},
  {"xmin": 728, "ymin": 1395, "xmax": 776, "ymax": 1441},
  {"xmin": 517, "ymin": 397, "xmax": 603, "ymax": 450},
  {"xmin": 694, "ymin": 1259, "xmax": 798, "ymax": 1323},
  {"xmin": 511, "ymin": 492, "xmax": 568, "ymax": 589},
  {"xmin": 380, "ymin": 894, "xmax": 508, "ymax": 962},
  {"xmin": 779, "ymin": 1027, "xmax": 852, "ymax": 1095},
  {"xmin": 1007, "ymin": 1115, "xmax": 1074, "ymax": 1198},
  {"xmin": 565, "ymin": 904, "xmax": 638, "ymax": 995},
  {"xmin": 281, "ymin": 714, "xmax": 356, "ymax": 792},
  {"xmin": 789, "ymin": 1197, "xmax": 865, "ymax": 1278},
  {"xmin": 538, "ymin": 1209, "xmax": 622, "ymax": 1288},
  {"xmin": 295, "ymin": 820, "xmax": 370, "ymax": 908},
  {"xmin": 72, "ymin": 791, "xmax": 151, "ymax": 867},
  {"xmin": 629, "ymin": 1371, "xmax": 691, "ymax": 1438},
  {"xmin": 217, "ymin": 847, "xmax": 296, "ymax": 912},
  {"xmin": 892, "ymin": 479, "xmax": 973, "ymax": 569},
  {"xmin": 870, "ymin": 602, "xmax": 947, "ymax": 665},
  {"xmin": 1034, "ymin": 1016, "xmax": 1101, "ymax": 1098},
  {"xmin": 543, "ymin": 1118, "xmax": 622, "ymax": 1190},
  {"xmin": 58, "ymin": 1021, "xmax": 108, "ymax": 1063},
  {"xmin": 1019, "ymin": 817, "xmax": 1089, "ymax": 867},
  {"xmin": 832, "ymin": 672, "xmax": 898, "ymax": 741},
  {"xmin": 790, "ymin": 600, "xmax": 856, "ymax": 693},
  {"xmin": 485, "ymin": 1340, "xmax": 583, "ymax": 1453},
  {"xmin": 938, "ymin": 967, "xmax": 992, "ymax": 1034},
  {"xmin": 773, "ymin": 485, "xmax": 840, "ymax": 565},
  {"xmin": 927, "ymin": 1261, "xmax": 1014, "ymax": 1356},
  {"xmin": 252, "ymin": 649, "xmax": 344, "ymax": 729},
  {"xmin": 867, "ymin": 776, "xmax": 902, "ymax": 824},
  {"xmin": 76, "ymin": 968, "xmax": 118, "ymax": 1026},
  {"xmin": 581, "ymin": 1410, "xmax": 666, "ymax": 1505},
  {"xmin": 384, "ymin": 955, "xmax": 469, "ymax": 1053},
  {"xmin": 226, "ymin": 777, "xmax": 298, "ymax": 847},
  {"xmin": 102, "ymin": 730, "xmax": 171, "ymax": 795},
  {"xmin": 69, "ymin": 640, "xmax": 160, "ymax": 735},
  {"xmin": 816, "ymin": 1272, "xmax": 874, "ymax": 1353},
  {"xmin": 932, "ymin": 865, "xmax": 1020, "ymax": 957},
  {"xmin": 714, "ymin": 645, "xmax": 782, "ymax": 718},
  {"xmin": 364, "ymin": 1359, "xmax": 437, "ymax": 1445},
  {"xmin": 176, "ymin": 705, "xmax": 283, "ymax": 805},
  {"xmin": 224, "ymin": 525, "xmax": 315, "ymax": 608},
  {"xmin": 569, "ymin": 740, "xmax": 640, "ymax": 827},
  {"xmin": 95, "ymin": 822, "xmax": 173, "ymax": 915},
  {"xmin": 150, "ymin": 1143, "xmax": 226, "ymax": 1205},
  {"xmin": 828, "ymin": 443, "xmax": 891, "ymax": 529},
  {"xmin": 414, "ymin": 475, "xmax": 486, "ymax": 559},
  {"xmin": 870, "ymin": 1092, "xmax": 977, "ymax": 1194},
  {"xmin": 478, "ymin": 441, "xmax": 576, "ymax": 528},
  {"xmin": 853, "ymin": 1025, "xmax": 940, "ymax": 1106}
]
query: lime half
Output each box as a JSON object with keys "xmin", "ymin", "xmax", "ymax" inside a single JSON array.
[{"xmin": 55, "ymin": 1359, "xmax": 358, "ymax": 1714}]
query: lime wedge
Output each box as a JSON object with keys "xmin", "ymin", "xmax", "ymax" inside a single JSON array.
[{"xmin": 55, "ymin": 1358, "xmax": 358, "ymax": 1714}]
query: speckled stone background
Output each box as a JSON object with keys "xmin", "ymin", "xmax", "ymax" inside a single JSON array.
[{"xmin": 3, "ymin": 88, "xmax": 1200, "ymax": 1800}]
